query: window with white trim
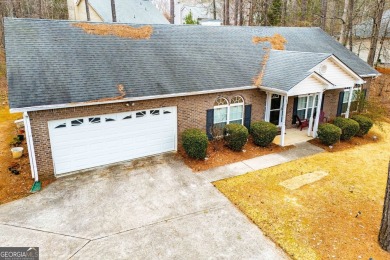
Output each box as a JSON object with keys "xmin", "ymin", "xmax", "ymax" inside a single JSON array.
[
  {"xmin": 213, "ymin": 97, "xmax": 229, "ymax": 129},
  {"xmin": 297, "ymin": 95, "xmax": 319, "ymax": 120},
  {"xmin": 213, "ymin": 96, "xmax": 244, "ymax": 129},
  {"xmin": 229, "ymin": 96, "xmax": 244, "ymax": 124},
  {"xmin": 342, "ymin": 86, "xmax": 361, "ymax": 114}
]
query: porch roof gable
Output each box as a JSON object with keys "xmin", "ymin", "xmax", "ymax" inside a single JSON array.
[{"xmin": 260, "ymin": 50, "xmax": 364, "ymax": 96}]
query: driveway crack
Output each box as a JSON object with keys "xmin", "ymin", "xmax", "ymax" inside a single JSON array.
[
  {"xmin": 92, "ymin": 205, "xmax": 228, "ymax": 241},
  {"xmin": 0, "ymin": 223, "xmax": 90, "ymax": 241},
  {"xmin": 68, "ymin": 240, "xmax": 91, "ymax": 259}
]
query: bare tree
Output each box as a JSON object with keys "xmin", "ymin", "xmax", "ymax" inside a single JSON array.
[
  {"xmin": 225, "ymin": 0, "xmax": 230, "ymax": 25},
  {"xmin": 170, "ymin": 0, "xmax": 174, "ymax": 24},
  {"xmin": 339, "ymin": 0, "xmax": 349, "ymax": 45},
  {"xmin": 238, "ymin": 0, "xmax": 243, "ymax": 25},
  {"xmin": 37, "ymin": 0, "xmax": 42, "ymax": 18},
  {"xmin": 111, "ymin": 0, "xmax": 117, "ymax": 22},
  {"xmin": 85, "ymin": 0, "xmax": 90, "ymax": 21},
  {"xmin": 379, "ymin": 161, "xmax": 390, "ymax": 251},
  {"xmin": 367, "ymin": 0, "xmax": 386, "ymax": 66},
  {"xmin": 321, "ymin": 0, "xmax": 327, "ymax": 30},
  {"xmin": 213, "ymin": 0, "xmax": 216, "ymax": 20},
  {"xmin": 376, "ymin": 17, "xmax": 390, "ymax": 65},
  {"xmin": 348, "ymin": 0, "xmax": 354, "ymax": 51},
  {"xmin": 234, "ymin": 0, "xmax": 238, "ymax": 25}
]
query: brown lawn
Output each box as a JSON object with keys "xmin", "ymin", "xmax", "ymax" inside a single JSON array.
[{"xmin": 215, "ymin": 123, "xmax": 390, "ymax": 259}]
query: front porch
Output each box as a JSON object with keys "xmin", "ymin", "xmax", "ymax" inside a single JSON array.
[{"xmin": 273, "ymin": 128, "xmax": 314, "ymax": 146}]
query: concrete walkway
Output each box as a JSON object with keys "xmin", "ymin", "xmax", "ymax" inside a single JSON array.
[
  {"xmin": 200, "ymin": 142, "xmax": 324, "ymax": 182},
  {"xmin": 0, "ymin": 154, "xmax": 288, "ymax": 259}
]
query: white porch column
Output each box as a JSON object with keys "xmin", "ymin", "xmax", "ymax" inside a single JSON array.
[
  {"xmin": 312, "ymin": 92, "xmax": 323, "ymax": 137},
  {"xmin": 280, "ymin": 95, "xmax": 288, "ymax": 147},
  {"xmin": 307, "ymin": 94, "xmax": 317, "ymax": 136},
  {"xmin": 265, "ymin": 92, "xmax": 271, "ymax": 122},
  {"xmin": 345, "ymin": 86, "xmax": 354, "ymax": 118}
]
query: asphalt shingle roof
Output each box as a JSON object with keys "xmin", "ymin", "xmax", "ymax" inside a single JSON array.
[
  {"xmin": 4, "ymin": 18, "xmax": 378, "ymax": 109},
  {"xmin": 262, "ymin": 50, "xmax": 332, "ymax": 91}
]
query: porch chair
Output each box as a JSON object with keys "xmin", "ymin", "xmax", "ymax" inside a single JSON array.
[{"xmin": 295, "ymin": 116, "xmax": 309, "ymax": 131}]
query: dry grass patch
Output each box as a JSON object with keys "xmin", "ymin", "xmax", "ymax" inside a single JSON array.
[
  {"xmin": 215, "ymin": 123, "xmax": 390, "ymax": 259},
  {"xmin": 179, "ymin": 137, "xmax": 293, "ymax": 172},
  {"xmin": 73, "ymin": 23, "xmax": 153, "ymax": 39}
]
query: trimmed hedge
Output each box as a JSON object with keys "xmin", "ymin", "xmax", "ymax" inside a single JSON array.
[
  {"xmin": 317, "ymin": 123, "xmax": 342, "ymax": 145},
  {"xmin": 250, "ymin": 121, "xmax": 278, "ymax": 147},
  {"xmin": 182, "ymin": 128, "xmax": 208, "ymax": 159},
  {"xmin": 351, "ymin": 115, "xmax": 373, "ymax": 137},
  {"xmin": 224, "ymin": 124, "xmax": 249, "ymax": 151},
  {"xmin": 333, "ymin": 117, "xmax": 360, "ymax": 140}
]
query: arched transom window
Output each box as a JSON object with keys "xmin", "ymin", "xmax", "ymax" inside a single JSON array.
[{"xmin": 213, "ymin": 96, "xmax": 244, "ymax": 129}]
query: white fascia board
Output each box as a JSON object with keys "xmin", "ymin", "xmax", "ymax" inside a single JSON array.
[
  {"xmin": 9, "ymin": 86, "xmax": 258, "ymax": 113},
  {"xmin": 258, "ymin": 86, "xmax": 288, "ymax": 96},
  {"xmin": 360, "ymin": 73, "xmax": 380, "ymax": 78}
]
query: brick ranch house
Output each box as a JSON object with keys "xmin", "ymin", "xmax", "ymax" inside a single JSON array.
[{"xmin": 4, "ymin": 18, "xmax": 378, "ymax": 180}]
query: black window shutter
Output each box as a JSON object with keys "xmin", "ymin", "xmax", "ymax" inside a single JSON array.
[
  {"xmin": 244, "ymin": 104, "xmax": 252, "ymax": 131},
  {"xmin": 321, "ymin": 94, "xmax": 325, "ymax": 110},
  {"xmin": 206, "ymin": 109, "xmax": 214, "ymax": 140},
  {"xmin": 362, "ymin": 89, "xmax": 367, "ymax": 100},
  {"xmin": 292, "ymin": 97, "xmax": 298, "ymax": 124},
  {"xmin": 336, "ymin": 91, "xmax": 344, "ymax": 116}
]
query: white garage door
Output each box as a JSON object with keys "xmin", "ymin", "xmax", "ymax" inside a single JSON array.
[{"xmin": 48, "ymin": 107, "xmax": 177, "ymax": 175}]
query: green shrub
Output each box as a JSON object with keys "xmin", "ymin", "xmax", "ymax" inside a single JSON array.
[
  {"xmin": 182, "ymin": 128, "xmax": 208, "ymax": 159},
  {"xmin": 250, "ymin": 121, "xmax": 278, "ymax": 147},
  {"xmin": 317, "ymin": 123, "xmax": 342, "ymax": 145},
  {"xmin": 224, "ymin": 124, "xmax": 249, "ymax": 151},
  {"xmin": 333, "ymin": 117, "xmax": 360, "ymax": 140},
  {"xmin": 351, "ymin": 115, "xmax": 374, "ymax": 137}
]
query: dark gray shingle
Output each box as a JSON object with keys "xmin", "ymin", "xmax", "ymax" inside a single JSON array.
[
  {"xmin": 4, "ymin": 18, "xmax": 378, "ymax": 109},
  {"xmin": 262, "ymin": 50, "xmax": 332, "ymax": 91}
]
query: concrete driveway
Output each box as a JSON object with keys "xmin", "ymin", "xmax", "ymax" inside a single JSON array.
[{"xmin": 0, "ymin": 154, "xmax": 287, "ymax": 259}]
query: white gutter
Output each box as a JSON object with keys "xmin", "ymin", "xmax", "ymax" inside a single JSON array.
[
  {"xmin": 258, "ymin": 86, "xmax": 288, "ymax": 96},
  {"xmin": 10, "ymin": 86, "xmax": 258, "ymax": 113},
  {"xmin": 360, "ymin": 73, "xmax": 380, "ymax": 78},
  {"xmin": 24, "ymin": 112, "xmax": 39, "ymax": 182}
]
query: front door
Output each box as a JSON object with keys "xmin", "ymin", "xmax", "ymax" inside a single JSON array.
[{"xmin": 270, "ymin": 94, "xmax": 282, "ymax": 125}]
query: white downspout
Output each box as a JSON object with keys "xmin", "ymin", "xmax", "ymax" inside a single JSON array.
[
  {"xmin": 280, "ymin": 95, "xmax": 288, "ymax": 147},
  {"xmin": 307, "ymin": 94, "xmax": 316, "ymax": 136},
  {"xmin": 24, "ymin": 112, "xmax": 39, "ymax": 182},
  {"xmin": 345, "ymin": 85, "xmax": 354, "ymax": 118},
  {"xmin": 312, "ymin": 92, "xmax": 323, "ymax": 137}
]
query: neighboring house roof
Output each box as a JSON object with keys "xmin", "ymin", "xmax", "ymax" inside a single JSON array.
[
  {"xmin": 262, "ymin": 50, "xmax": 332, "ymax": 91},
  {"xmin": 82, "ymin": 0, "xmax": 169, "ymax": 24},
  {"xmin": 4, "ymin": 18, "xmax": 378, "ymax": 110},
  {"xmin": 354, "ymin": 9, "xmax": 390, "ymax": 38}
]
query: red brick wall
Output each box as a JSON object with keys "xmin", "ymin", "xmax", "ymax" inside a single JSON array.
[
  {"xmin": 29, "ymin": 89, "xmax": 266, "ymax": 178},
  {"xmin": 322, "ymin": 89, "xmax": 342, "ymax": 121}
]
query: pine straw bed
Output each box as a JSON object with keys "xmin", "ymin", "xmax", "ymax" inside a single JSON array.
[
  {"xmin": 215, "ymin": 123, "xmax": 390, "ymax": 259},
  {"xmin": 178, "ymin": 137, "xmax": 293, "ymax": 172}
]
